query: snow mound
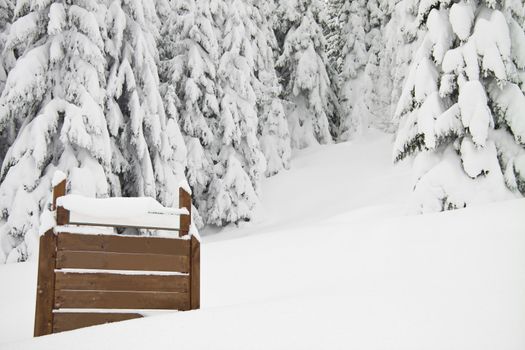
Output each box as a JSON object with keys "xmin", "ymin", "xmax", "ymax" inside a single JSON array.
[
  {"xmin": 51, "ymin": 170, "xmax": 66, "ymax": 187},
  {"xmin": 56, "ymin": 195, "xmax": 189, "ymax": 219},
  {"xmin": 449, "ymin": 2, "xmax": 474, "ymax": 41},
  {"xmin": 2, "ymin": 198, "xmax": 525, "ymax": 350}
]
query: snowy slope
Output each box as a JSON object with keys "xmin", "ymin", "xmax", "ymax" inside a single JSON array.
[
  {"xmin": 2, "ymin": 131, "xmax": 525, "ymax": 349},
  {"xmin": 204, "ymin": 129, "xmax": 411, "ymax": 240},
  {"xmin": 0, "ymin": 261, "xmax": 37, "ymax": 345}
]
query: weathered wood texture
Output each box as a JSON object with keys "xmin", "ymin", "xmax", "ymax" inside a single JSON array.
[
  {"xmin": 54, "ymin": 290, "xmax": 190, "ymax": 310},
  {"xmin": 34, "ymin": 230, "xmax": 57, "ymax": 337},
  {"xmin": 57, "ymin": 232, "xmax": 190, "ymax": 255},
  {"xmin": 35, "ymin": 180, "xmax": 200, "ymax": 336},
  {"xmin": 56, "ymin": 250, "xmax": 190, "ymax": 272},
  {"xmin": 55, "ymin": 272, "xmax": 189, "ymax": 293},
  {"xmin": 179, "ymin": 188, "xmax": 191, "ymax": 237},
  {"xmin": 48, "ymin": 233, "xmax": 195, "ymax": 334},
  {"xmin": 190, "ymin": 236, "xmax": 200, "ymax": 309},
  {"xmin": 53, "ymin": 312, "xmax": 143, "ymax": 333},
  {"xmin": 68, "ymin": 211, "xmax": 185, "ymax": 231},
  {"xmin": 52, "ymin": 179, "xmax": 65, "ymax": 210},
  {"xmin": 53, "ymin": 179, "xmax": 70, "ymax": 226}
]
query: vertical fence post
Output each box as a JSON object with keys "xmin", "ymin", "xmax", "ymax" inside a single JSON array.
[
  {"xmin": 53, "ymin": 179, "xmax": 69, "ymax": 225},
  {"xmin": 34, "ymin": 229, "xmax": 57, "ymax": 336},
  {"xmin": 179, "ymin": 186, "xmax": 199, "ymax": 309},
  {"xmin": 179, "ymin": 188, "xmax": 191, "ymax": 237},
  {"xmin": 190, "ymin": 235, "xmax": 200, "ymax": 310}
]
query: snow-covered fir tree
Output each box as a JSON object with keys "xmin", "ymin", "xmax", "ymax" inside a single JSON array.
[
  {"xmin": 274, "ymin": 0, "xmax": 339, "ymax": 148},
  {"xmin": 331, "ymin": 0, "xmax": 425, "ymax": 138},
  {"xmin": 361, "ymin": 24, "xmax": 390, "ymax": 131},
  {"xmin": 3, "ymin": 0, "xmax": 521, "ymax": 264},
  {"xmin": 0, "ymin": 0, "xmax": 189, "ymax": 262},
  {"xmin": 105, "ymin": 0, "xmax": 186, "ymax": 210},
  {"xmin": 337, "ymin": 0, "xmax": 401, "ymax": 138},
  {"xmin": 337, "ymin": 0, "xmax": 369, "ymax": 139},
  {"xmin": 361, "ymin": 0, "xmax": 401, "ymax": 132},
  {"xmin": 251, "ymin": 0, "xmax": 291, "ymax": 176},
  {"xmin": 159, "ymin": 0, "xmax": 222, "ymax": 226},
  {"xmin": 380, "ymin": 0, "xmax": 423, "ymax": 129},
  {"xmin": 0, "ymin": 0, "xmax": 111, "ymax": 262},
  {"xmin": 0, "ymin": 0, "xmax": 13, "ymax": 95},
  {"xmin": 160, "ymin": 0, "xmax": 290, "ymax": 226},
  {"xmin": 394, "ymin": 0, "xmax": 525, "ymax": 212},
  {"xmin": 207, "ymin": 0, "xmax": 268, "ymax": 225},
  {"xmin": 0, "ymin": 0, "xmax": 14, "ymax": 167},
  {"xmin": 324, "ymin": 0, "xmax": 345, "ymax": 84}
]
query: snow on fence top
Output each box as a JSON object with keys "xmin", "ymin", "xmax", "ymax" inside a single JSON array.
[
  {"xmin": 53, "ymin": 175, "xmax": 192, "ymax": 234},
  {"xmin": 57, "ymin": 195, "xmax": 189, "ymax": 218},
  {"xmin": 57, "ymin": 195, "xmax": 189, "ymax": 232}
]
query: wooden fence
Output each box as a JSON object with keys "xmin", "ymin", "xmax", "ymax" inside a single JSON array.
[{"xmin": 34, "ymin": 179, "xmax": 200, "ymax": 336}]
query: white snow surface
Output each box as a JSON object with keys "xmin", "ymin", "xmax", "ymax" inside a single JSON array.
[
  {"xmin": 56, "ymin": 194, "xmax": 189, "ymax": 219},
  {"xmin": 1, "ymin": 131, "xmax": 525, "ymax": 349},
  {"xmin": 449, "ymin": 2, "xmax": 474, "ymax": 41},
  {"xmin": 178, "ymin": 179, "xmax": 192, "ymax": 195},
  {"xmin": 458, "ymin": 80, "xmax": 492, "ymax": 146},
  {"xmin": 51, "ymin": 170, "xmax": 66, "ymax": 187}
]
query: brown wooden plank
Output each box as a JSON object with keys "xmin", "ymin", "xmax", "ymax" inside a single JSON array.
[
  {"xmin": 34, "ymin": 230, "xmax": 57, "ymax": 337},
  {"xmin": 179, "ymin": 188, "xmax": 191, "ymax": 237},
  {"xmin": 55, "ymin": 272, "xmax": 189, "ymax": 293},
  {"xmin": 54, "ymin": 290, "xmax": 190, "ymax": 310},
  {"xmin": 190, "ymin": 236, "xmax": 200, "ymax": 310},
  {"xmin": 53, "ymin": 179, "xmax": 66, "ymax": 210},
  {"xmin": 66, "ymin": 220, "xmax": 185, "ymax": 232},
  {"xmin": 56, "ymin": 207, "xmax": 70, "ymax": 226},
  {"xmin": 53, "ymin": 312, "xmax": 143, "ymax": 333},
  {"xmin": 56, "ymin": 251, "xmax": 190, "ymax": 272},
  {"xmin": 57, "ymin": 232, "xmax": 190, "ymax": 256},
  {"xmin": 53, "ymin": 179, "xmax": 70, "ymax": 226}
]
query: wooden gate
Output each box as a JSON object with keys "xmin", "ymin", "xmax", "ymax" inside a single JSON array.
[{"xmin": 34, "ymin": 179, "xmax": 200, "ymax": 336}]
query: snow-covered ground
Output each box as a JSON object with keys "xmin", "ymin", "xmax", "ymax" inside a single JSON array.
[
  {"xmin": 204, "ymin": 130, "xmax": 411, "ymax": 240},
  {"xmin": 2, "ymin": 131, "xmax": 525, "ymax": 349}
]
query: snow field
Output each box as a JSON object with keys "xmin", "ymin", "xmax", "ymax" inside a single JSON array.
[
  {"xmin": 2, "ymin": 198, "xmax": 525, "ymax": 349},
  {"xmin": 1, "ymin": 131, "xmax": 524, "ymax": 349}
]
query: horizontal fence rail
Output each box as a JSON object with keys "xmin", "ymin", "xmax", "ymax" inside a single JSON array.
[{"xmin": 34, "ymin": 178, "xmax": 200, "ymax": 336}]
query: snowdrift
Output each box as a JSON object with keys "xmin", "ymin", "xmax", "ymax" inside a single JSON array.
[
  {"xmin": 1, "ymin": 132, "xmax": 524, "ymax": 349},
  {"xmin": 2, "ymin": 198, "xmax": 525, "ymax": 350}
]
